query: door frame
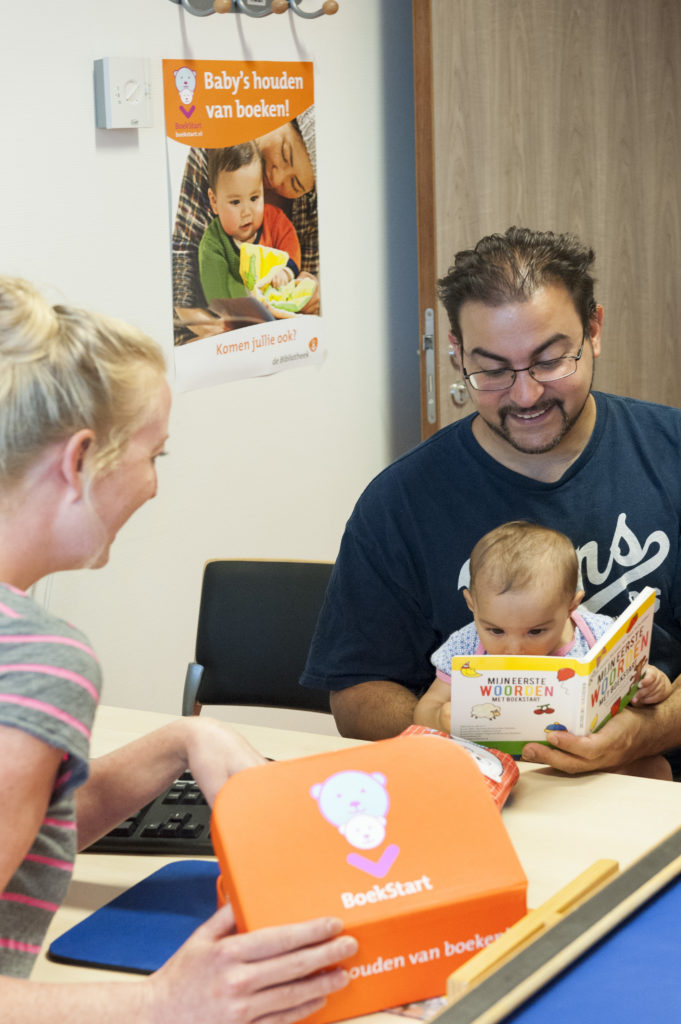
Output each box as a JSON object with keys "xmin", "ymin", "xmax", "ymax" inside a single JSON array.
[{"xmin": 412, "ymin": 0, "xmax": 439, "ymax": 439}]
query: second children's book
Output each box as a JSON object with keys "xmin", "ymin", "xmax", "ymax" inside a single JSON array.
[{"xmin": 449, "ymin": 587, "xmax": 656, "ymax": 755}]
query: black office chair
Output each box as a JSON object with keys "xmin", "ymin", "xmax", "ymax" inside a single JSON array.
[{"xmin": 181, "ymin": 559, "xmax": 333, "ymax": 716}]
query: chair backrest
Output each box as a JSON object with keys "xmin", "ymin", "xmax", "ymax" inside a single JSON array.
[{"xmin": 183, "ymin": 560, "xmax": 333, "ymax": 715}]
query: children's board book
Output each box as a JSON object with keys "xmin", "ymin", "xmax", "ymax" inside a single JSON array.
[{"xmin": 449, "ymin": 586, "xmax": 656, "ymax": 756}]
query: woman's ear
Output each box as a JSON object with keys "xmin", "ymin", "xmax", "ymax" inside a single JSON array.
[{"xmin": 60, "ymin": 430, "xmax": 95, "ymax": 497}]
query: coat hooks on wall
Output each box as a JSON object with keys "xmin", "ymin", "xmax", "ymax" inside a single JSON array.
[{"xmin": 169, "ymin": 0, "xmax": 339, "ymax": 19}]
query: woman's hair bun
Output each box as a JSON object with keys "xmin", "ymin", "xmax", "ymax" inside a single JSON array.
[{"xmin": 0, "ymin": 276, "xmax": 166, "ymax": 482}]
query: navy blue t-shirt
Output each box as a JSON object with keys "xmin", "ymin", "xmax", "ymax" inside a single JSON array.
[{"xmin": 301, "ymin": 392, "xmax": 681, "ymax": 694}]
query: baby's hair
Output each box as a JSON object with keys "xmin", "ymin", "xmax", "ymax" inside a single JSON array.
[
  {"xmin": 469, "ymin": 521, "xmax": 579, "ymax": 602},
  {"xmin": 0, "ymin": 276, "xmax": 166, "ymax": 484},
  {"xmin": 206, "ymin": 142, "xmax": 262, "ymax": 193}
]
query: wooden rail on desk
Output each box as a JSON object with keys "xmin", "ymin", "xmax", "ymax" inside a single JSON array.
[
  {"xmin": 446, "ymin": 858, "xmax": 619, "ymax": 1003},
  {"xmin": 433, "ymin": 825, "xmax": 681, "ymax": 1023}
]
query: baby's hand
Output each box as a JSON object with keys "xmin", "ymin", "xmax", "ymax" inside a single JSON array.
[
  {"xmin": 269, "ymin": 267, "xmax": 293, "ymax": 290},
  {"xmin": 298, "ymin": 272, "xmax": 320, "ymax": 314},
  {"xmin": 437, "ymin": 701, "xmax": 452, "ymax": 734},
  {"xmin": 631, "ymin": 664, "xmax": 673, "ymax": 706}
]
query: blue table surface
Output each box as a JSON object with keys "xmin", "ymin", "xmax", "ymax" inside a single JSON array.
[{"xmin": 503, "ymin": 873, "xmax": 681, "ymax": 1021}]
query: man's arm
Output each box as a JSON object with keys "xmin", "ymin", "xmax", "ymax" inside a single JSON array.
[
  {"xmin": 521, "ymin": 678, "xmax": 681, "ymax": 774},
  {"xmin": 330, "ymin": 681, "xmax": 418, "ymax": 740}
]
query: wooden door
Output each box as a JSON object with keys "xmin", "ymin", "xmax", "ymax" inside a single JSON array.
[{"xmin": 413, "ymin": 0, "xmax": 681, "ymax": 437}]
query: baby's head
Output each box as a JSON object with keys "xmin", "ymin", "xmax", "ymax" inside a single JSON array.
[
  {"xmin": 207, "ymin": 143, "xmax": 265, "ymax": 245},
  {"xmin": 465, "ymin": 521, "xmax": 583, "ymax": 656}
]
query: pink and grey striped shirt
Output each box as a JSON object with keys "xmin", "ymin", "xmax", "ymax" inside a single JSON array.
[{"xmin": 0, "ymin": 584, "xmax": 102, "ymax": 977}]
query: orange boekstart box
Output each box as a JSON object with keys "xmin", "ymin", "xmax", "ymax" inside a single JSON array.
[{"xmin": 211, "ymin": 734, "xmax": 527, "ymax": 1023}]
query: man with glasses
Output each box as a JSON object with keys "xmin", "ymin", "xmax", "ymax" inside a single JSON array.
[
  {"xmin": 301, "ymin": 227, "xmax": 681, "ymax": 777},
  {"xmin": 462, "ymin": 334, "xmax": 587, "ymax": 391}
]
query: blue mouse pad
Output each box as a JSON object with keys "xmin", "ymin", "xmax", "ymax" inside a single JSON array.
[{"xmin": 48, "ymin": 860, "xmax": 220, "ymax": 974}]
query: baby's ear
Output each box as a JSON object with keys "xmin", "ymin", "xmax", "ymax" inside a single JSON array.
[
  {"xmin": 571, "ymin": 589, "xmax": 586, "ymax": 612},
  {"xmin": 207, "ymin": 188, "xmax": 219, "ymax": 215},
  {"xmin": 463, "ymin": 588, "xmax": 475, "ymax": 614}
]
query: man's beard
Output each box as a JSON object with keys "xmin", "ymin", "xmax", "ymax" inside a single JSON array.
[{"xmin": 482, "ymin": 393, "xmax": 591, "ymax": 455}]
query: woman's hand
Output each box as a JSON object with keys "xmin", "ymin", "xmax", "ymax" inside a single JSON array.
[
  {"xmin": 149, "ymin": 908, "xmax": 357, "ymax": 1024},
  {"xmin": 77, "ymin": 717, "xmax": 266, "ymax": 847},
  {"xmin": 182, "ymin": 716, "xmax": 267, "ymax": 805}
]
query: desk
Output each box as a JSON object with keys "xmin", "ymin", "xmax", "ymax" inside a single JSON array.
[{"xmin": 32, "ymin": 705, "xmax": 681, "ymax": 1020}]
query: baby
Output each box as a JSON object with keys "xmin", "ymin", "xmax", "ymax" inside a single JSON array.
[
  {"xmin": 198, "ymin": 142, "xmax": 301, "ymax": 303},
  {"xmin": 414, "ymin": 522, "xmax": 671, "ymax": 760}
]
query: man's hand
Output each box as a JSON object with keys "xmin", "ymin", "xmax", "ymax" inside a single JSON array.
[{"xmin": 521, "ymin": 707, "xmax": 642, "ymax": 774}]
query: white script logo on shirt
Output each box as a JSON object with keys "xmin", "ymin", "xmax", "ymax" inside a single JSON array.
[
  {"xmin": 576, "ymin": 513, "xmax": 668, "ymax": 612},
  {"xmin": 457, "ymin": 514, "xmax": 669, "ymax": 613}
]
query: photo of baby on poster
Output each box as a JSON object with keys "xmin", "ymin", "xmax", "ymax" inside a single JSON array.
[{"xmin": 163, "ymin": 59, "xmax": 322, "ymax": 391}]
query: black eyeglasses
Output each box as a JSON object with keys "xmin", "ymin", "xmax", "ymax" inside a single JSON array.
[{"xmin": 462, "ymin": 336, "xmax": 587, "ymax": 392}]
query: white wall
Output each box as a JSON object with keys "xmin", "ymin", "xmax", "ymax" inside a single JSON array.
[{"xmin": 1, "ymin": 0, "xmax": 419, "ymax": 725}]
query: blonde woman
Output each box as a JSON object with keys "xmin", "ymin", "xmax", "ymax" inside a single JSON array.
[{"xmin": 0, "ymin": 277, "xmax": 356, "ymax": 1022}]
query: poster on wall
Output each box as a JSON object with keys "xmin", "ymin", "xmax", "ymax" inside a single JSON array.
[{"xmin": 162, "ymin": 59, "xmax": 322, "ymax": 392}]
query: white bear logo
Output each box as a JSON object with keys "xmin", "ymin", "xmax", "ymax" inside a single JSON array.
[
  {"xmin": 310, "ymin": 770, "xmax": 390, "ymax": 850},
  {"xmin": 339, "ymin": 813, "xmax": 386, "ymax": 850},
  {"xmin": 173, "ymin": 67, "xmax": 197, "ymax": 106}
]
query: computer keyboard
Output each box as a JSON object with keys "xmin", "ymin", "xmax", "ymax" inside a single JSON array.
[{"xmin": 84, "ymin": 770, "xmax": 214, "ymax": 856}]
